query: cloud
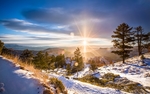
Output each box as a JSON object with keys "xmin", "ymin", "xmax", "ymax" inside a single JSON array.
[
  {"xmin": 1, "ymin": 0, "xmax": 150, "ymax": 47},
  {"xmin": 20, "ymin": 0, "xmax": 150, "ymax": 39},
  {"xmin": 22, "ymin": 8, "xmax": 75, "ymax": 25},
  {"xmin": 0, "ymin": 34, "xmax": 112, "ymax": 47},
  {"xmin": 0, "ymin": 19, "xmax": 73, "ymax": 35}
]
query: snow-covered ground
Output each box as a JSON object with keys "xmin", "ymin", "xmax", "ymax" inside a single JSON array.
[
  {"xmin": 49, "ymin": 73, "xmax": 128, "ymax": 94},
  {"xmin": 0, "ymin": 56, "xmax": 43, "ymax": 94},
  {"xmin": 96, "ymin": 53, "xmax": 150, "ymax": 87},
  {"xmin": 2, "ymin": 52, "xmax": 149, "ymax": 94},
  {"xmin": 48, "ymin": 53, "xmax": 150, "ymax": 94}
]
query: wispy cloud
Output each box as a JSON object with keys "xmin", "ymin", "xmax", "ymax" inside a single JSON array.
[
  {"xmin": 0, "ymin": 33, "xmax": 111, "ymax": 47},
  {"xmin": 0, "ymin": 0, "xmax": 150, "ymax": 47}
]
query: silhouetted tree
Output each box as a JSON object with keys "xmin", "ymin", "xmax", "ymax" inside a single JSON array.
[
  {"xmin": 134, "ymin": 26, "xmax": 149, "ymax": 55},
  {"xmin": 143, "ymin": 32, "xmax": 150, "ymax": 52},
  {"xmin": 112, "ymin": 23, "xmax": 134, "ymax": 63}
]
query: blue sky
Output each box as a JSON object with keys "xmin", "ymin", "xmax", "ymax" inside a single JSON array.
[{"xmin": 0, "ymin": 0, "xmax": 150, "ymax": 47}]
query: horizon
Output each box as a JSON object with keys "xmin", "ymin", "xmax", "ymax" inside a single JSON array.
[{"xmin": 0, "ymin": 0, "xmax": 150, "ymax": 51}]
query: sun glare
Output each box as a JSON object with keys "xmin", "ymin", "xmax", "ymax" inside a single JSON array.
[
  {"xmin": 83, "ymin": 40, "xmax": 87, "ymax": 45},
  {"xmin": 83, "ymin": 39, "xmax": 87, "ymax": 54},
  {"xmin": 73, "ymin": 15, "xmax": 102, "ymax": 60}
]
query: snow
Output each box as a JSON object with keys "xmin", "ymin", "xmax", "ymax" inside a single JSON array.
[
  {"xmin": 48, "ymin": 53, "xmax": 150, "ymax": 94},
  {"xmin": 49, "ymin": 73, "xmax": 128, "ymax": 94},
  {"xmin": 0, "ymin": 56, "xmax": 43, "ymax": 94},
  {"xmin": 96, "ymin": 53, "xmax": 150, "ymax": 87},
  {"xmin": 73, "ymin": 65, "xmax": 92, "ymax": 78},
  {"xmin": 1, "ymin": 52, "xmax": 149, "ymax": 94}
]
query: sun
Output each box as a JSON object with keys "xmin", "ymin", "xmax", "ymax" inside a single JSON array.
[
  {"xmin": 83, "ymin": 39, "xmax": 87, "ymax": 54},
  {"xmin": 83, "ymin": 40, "xmax": 87, "ymax": 45}
]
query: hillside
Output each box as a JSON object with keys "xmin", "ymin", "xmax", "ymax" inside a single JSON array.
[
  {"xmin": 48, "ymin": 53, "xmax": 150, "ymax": 94},
  {"xmin": 0, "ymin": 56, "xmax": 43, "ymax": 94}
]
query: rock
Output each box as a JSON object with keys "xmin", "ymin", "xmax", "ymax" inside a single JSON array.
[
  {"xmin": 144, "ymin": 73, "xmax": 150, "ymax": 77},
  {"xmin": 139, "ymin": 61, "xmax": 147, "ymax": 66}
]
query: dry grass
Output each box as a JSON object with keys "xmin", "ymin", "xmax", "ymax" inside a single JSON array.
[{"xmin": 2, "ymin": 54, "xmax": 52, "ymax": 93}]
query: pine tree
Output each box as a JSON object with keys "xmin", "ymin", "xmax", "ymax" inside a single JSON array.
[
  {"xmin": 44, "ymin": 52, "xmax": 50, "ymax": 64},
  {"xmin": 66, "ymin": 64, "xmax": 71, "ymax": 75},
  {"xmin": 111, "ymin": 23, "xmax": 133, "ymax": 63},
  {"xmin": 146, "ymin": 32, "xmax": 150, "ymax": 52},
  {"xmin": 72, "ymin": 47, "xmax": 84, "ymax": 73},
  {"xmin": 143, "ymin": 32, "xmax": 150, "ymax": 52},
  {"xmin": 55, "ymin": 54, "xmax": 66, "ymax": 68},
  {"xmin": 134, "ymin": 26, "xmax": 149, "ymax": 55},
  {"xmin": 33, "ymin": 51, "xmax": 45, "ymax": 69},
  {"xmin": 20, "ymin": 49, "xmax": 33, "ymax": 63},
  {"xmin": 2, "ymin": 46, "xmax": 12, "ymax": 55}
]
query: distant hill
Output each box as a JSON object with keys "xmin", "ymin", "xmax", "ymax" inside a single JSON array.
[
  {"xmin": 4, "ymin": 44, "xmax": 50, "ymax": 51},
  {"xmin": 43, "ymin": 48, "xmax": 65, "ymax": 56}
]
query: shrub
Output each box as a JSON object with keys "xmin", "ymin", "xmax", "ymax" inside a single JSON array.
[
  {"xmin": 140, "ymin": 54, "xmax": 145, "ymax": 60},
  {"xmin": 77, "ymin": 73, "xmax": 148, "ymax": 93},
  {"xmin": 102, "ymin": 73, "xmax": 120, "ymax": 81},
  {"xmin": 78, "ymin": 75, "xmax": 108, "ymax": 87},
  {"xmin": 89, "ymin": 60, "xmax": 97, "ymax": 71},
  {"xmin": 49, "ymin": 78, "xmax": 66, "ymax": 93}
]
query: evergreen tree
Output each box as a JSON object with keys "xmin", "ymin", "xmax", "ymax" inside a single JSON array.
[
  {"xmin": 2, "ymin": 46, "xmax": 12, "ymax": 55},
  {"xmin": 44, "ymin": 52, "xmax": 51, "ymax": 65},
  {"xmin": 0, "ymin": 40, "xmax": 4, "ymax": 55},
  {"xmin": 72, "ymin": 47, "xmax": 84, "ymax": 73},
  {"xmin": 111, "ymin": 23, "xmax": 133, "ymax": 63},
  {"xmin": 20, "ymin": 49, "xmax": 33, "ymax": 63},
  {"xmin": 134, "ymin": 26, "xmax": 149, "ymax": 55},
  {"xmin": 50, "ymin": 55, "xmax": 56, "ymax": 63},
  {"xmin": 66, "ymin": 64, "xmax": 71, "ymax": 75},
  {"xmin": 33, "ymin": 51, "xmax": 46, "ymax": 69},
  {"xmin": 48, "ymin": 55, "xmax": 56, "ymax": 70},
  {"xmin": 143, "ymin": 32, "xmax": 150, "ymax": 52},
  {"xmin": 55, "ymin": 54, "xmax": 66, "ymax": 68}
]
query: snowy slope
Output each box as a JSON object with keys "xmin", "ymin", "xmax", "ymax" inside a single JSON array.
[
  {"xmin": 96, "ymin": 53, "xmax": 150, "ymax": 87},
  {"xmin": 48, "ymin": 53, "xmax": 150, "ymax": 94},
  {"xmin": 0, "ymin": 56, "xmax": 43, "ymax": 94},
  {"xmin": 49, "ymin": 73, "xmax": 128, "ymax": 94}
]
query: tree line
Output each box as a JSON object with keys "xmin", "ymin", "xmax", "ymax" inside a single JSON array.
[
  {"xmin": 111, "ymin": 23, "xmax": 150, "ymax": 63},
  {"xmin": 0, "ymin": 41, "xmax": 84, "ymax": 74}
]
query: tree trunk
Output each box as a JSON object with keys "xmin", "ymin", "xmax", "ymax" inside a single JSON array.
[
  {"xmin": 123, "ymin": 57, "xmax": 125, "ymax": 64},
  {"xmin": 123, "ymin": 30, "xmax": 125, "ymax": 63}
]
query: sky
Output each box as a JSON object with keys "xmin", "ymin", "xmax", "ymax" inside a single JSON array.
[{"xmin": 0, "ymin": 0, "xmax": 150, "ymax": 48}]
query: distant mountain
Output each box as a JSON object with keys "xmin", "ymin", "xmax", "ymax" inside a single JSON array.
[
  {"xmin": 43, "ymin": 48, "xmax": 65, "ymax": 56},
  {"xmin": 4, "ymin": 44, "xmax": 50, "ymax": 51}
]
